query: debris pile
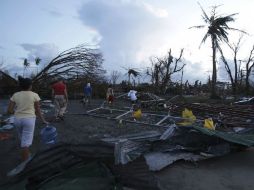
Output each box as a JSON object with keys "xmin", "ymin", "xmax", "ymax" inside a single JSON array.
[
  {"xmin": 103, "ymin": 124, "xmax": 254, "ymax": 171},
  {"xmin": 0, "ymin": 115, "xmax": 15, "ymax": 141},
  {"xmin": 2, "ymin": 143, "xmax": 158, "ymax": 190},
  {"xmin": 169, "ymin": 103, "xmax": 254, "ymax": 129},
  {"xmin": 3, "ymin": 122, "xmax": 254, "ymax": 189},
  {"xmin": 139, "ymin": 92, "xmax": 165, "ymax": 108},
  {"xmin": 40, "ymin": 100, "xmax": 55, "ymax": 114},
  {"xmin": 2, "ymin": 94, "xmax": 254, "ymax": 189}
]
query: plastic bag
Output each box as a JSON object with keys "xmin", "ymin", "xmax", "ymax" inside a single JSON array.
[
  {"xmin": 178, "ymin": 108, "xmax": 196, "ymax": 126},
  {"xmin": 204, "ymin": 118, "xmax": 215, "ymax": 130},
  {"xmin": 133, "ymin": 109, "xmax": 142, "ymax": 120}
]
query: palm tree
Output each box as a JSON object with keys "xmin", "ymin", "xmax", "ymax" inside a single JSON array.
[
  {"xmin": 23, "ymin": 58, "xmax": 30, "ymax": 77},
  {"xmin": 35, "ymin": 57, "xmax": 41, "ymax": 74},
  {"xmin": 127, "ymin": 68, "xmax": 140, "ymax": 86},
  {"xmin": 35, "ymin": 57, "xmax": 41, "ymax": 66},
  {"xmin": 190, "ymin": 3, "xmax": 243, "ymax": 98}
]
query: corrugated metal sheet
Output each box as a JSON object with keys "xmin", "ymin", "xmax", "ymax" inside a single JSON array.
[
  {"xmin": 2, "ymin": 143, "xmax": 159, "ymax": 190},
  {"xmin": 193, "ymin": 125, "xmax": 254, "ymax": 147}
]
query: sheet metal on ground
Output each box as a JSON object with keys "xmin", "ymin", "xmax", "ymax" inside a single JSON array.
[
  {"xmin": 1, "ymin": 143, "xmax": 159, "ymax": 190},
  {"xmin": 193, "ymin": 125, "xmax": 254, "ymax": 146},
  {"xmin": 2, "ymin": 125, "xmax": 254, "ymax": 189},
  {"xmin": 103, "ymin": 125, "xmax": 252, "ymax": 171}
]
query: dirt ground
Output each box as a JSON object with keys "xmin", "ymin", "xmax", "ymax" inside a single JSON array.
[{"xmin": 1, "ymin": 99, "xmax": 254, "ymax": 190}]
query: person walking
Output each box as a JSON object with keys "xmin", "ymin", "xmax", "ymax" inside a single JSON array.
[
  {"xmin": 128, "ymin": 90, "xmax": 138, "ymax": 105},
  {"xmin": 51, "ymin": 77, "xmax": 68, "ymax": 121},
  {"xmin": 106, "ymin": 85, "xmax": 114, "ymax": 105},
  {"xmin": 83, "ymin": 83, "xmax": 92, "ymax": 106},
  {"xmin": 7, "ymin": 77, "xmax": 48, "ymax": 161}
]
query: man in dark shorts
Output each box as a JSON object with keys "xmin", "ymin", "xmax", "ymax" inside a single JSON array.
[{"xmin": 51, "ymin": 78, "xmax": 68, "ymax": 121}]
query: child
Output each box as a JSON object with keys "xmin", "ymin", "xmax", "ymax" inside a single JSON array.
[{"xmin": 7, "ymin": 77, "xmax": 48, "ymax": 161}]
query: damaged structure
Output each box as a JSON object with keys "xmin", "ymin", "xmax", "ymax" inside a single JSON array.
[
  {"xmin": 2, "ymin": 121, "xmax": 254, "ymax": 189},
  {"xmin": 1, "ymin": 93, "xmax": 254, "ymax": 189},
  {"xmin": 0, "ymin": 71, "xmax": 17, "ymax": 96}
]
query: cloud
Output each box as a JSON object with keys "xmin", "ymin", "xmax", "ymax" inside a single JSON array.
[
  {"xmin": 47, "ymin": 10, "xmax": 62, "ymax": 17},
  {"xmin": 20, "ymin": 43, "xmax": 59, "ymax": 67},
  {"xmin": 171, "ymin": 60, "xmax": 208, "ymax": 84},
  {"xmin": 78, "ymin": 0, "xmax": 171, "ymax": 71},
  {"xmin": 217, "ymin": 60, "xmax": 233, "ymax": 82},
  {"xmin": 77, "ymin": 0, "xmax": 218, "ymax": 83},
  {"xmin": 7, "ymin": 64, "xmax": 23, "ymax": 76},
  {"xmin": 142, "ymin": 2, "xmax": 168, "ymax": 18},
  {"xmin": 42, "ymin": 8, "xmax": 63, "ymax": 17}
]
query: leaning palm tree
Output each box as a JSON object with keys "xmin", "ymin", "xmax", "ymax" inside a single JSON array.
[
  {"xmin": 190, "ymin": 3, "xmax": 243, "ymax": 98},
  {"xmin": 127, "ymin": 68, "xmax": 140, "ymax": 86}
]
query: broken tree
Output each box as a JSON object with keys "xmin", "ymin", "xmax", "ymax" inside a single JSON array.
[
  {"xmin": 32, "ymin": 44, "xmax": 105, "ymax": 84},
  {"xmin": 147, "ymin": 49, "xmax": 185, "ymax": 94}
]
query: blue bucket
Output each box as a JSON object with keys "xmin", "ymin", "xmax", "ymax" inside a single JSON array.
[{"xmin": 40, "ymin": 125, "xmax": 57, "ymax": 145}]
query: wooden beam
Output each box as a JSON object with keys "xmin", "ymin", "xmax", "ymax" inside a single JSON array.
[
  {"xmin": 115, "ymin": 110, "xmax": 132, "ymax": 119},
  {"xmin": 86, "ymin": 107, "xmax": 102, "ymax": 113},
  {"xmin": 155, "ymin": 115, "xmax": 169, "ymax": 125}
]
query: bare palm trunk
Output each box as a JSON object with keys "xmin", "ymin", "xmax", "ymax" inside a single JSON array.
[
  {"xmin": 211, "ymin": 37, "xmax": 217, "ymax": 98},
  {"xmin": 244, "ymin": 45, "xmax": 254, "ymax": 95},
  {"xmin": 245, "ymin": 70, "xmax": 251, "ymax": 94},
  {"xmin": 233, "ymin": 55, "xmax": 238, "ymax": 94},
  {"xmin": 180, "ymin": 68, "xmax": 184, "ymax": 95}
]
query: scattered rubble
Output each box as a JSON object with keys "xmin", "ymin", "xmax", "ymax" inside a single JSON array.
[{"xmin": 1, "ymin": 93, "xmax": 254, "ymax": 189}]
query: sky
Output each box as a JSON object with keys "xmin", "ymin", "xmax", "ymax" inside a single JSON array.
[{"xmin": 1, "ymin": 0, "xmax": 254, "ymax": 83}]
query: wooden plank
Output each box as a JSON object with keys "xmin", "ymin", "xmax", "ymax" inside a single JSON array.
[
  {"xmin": 155, "ymin": 115, "xmax": 169, "ymax": 125},
  {"xmin": 115, "ymin": 110, "xmax": 132, "ymax": 119},
  {"xmin": 86, "ymin": 107, "xmax": 102, "ymax": 113},
  {"xmin": 103, "ymin": 107, "xmax": 129, "ymax": 112},
  {"xmin": 115, "ymin": 93, "xmax": 128, "ymax": 99},
  {"xmin": 71, "ymin": 112, "xmax": 167, "ymax": 127}
]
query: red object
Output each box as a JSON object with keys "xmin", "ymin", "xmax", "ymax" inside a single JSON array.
[
  {"xmin": 52, "ymin": 82, "xmax": 66, "ymax": 95},
  {"xmin": 0, "ymin": 133, "xmax": 12, "ymax": 141},
  {"xmin": 108, "ymin": 95, "xmax": 114, "ymax": 103}
]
